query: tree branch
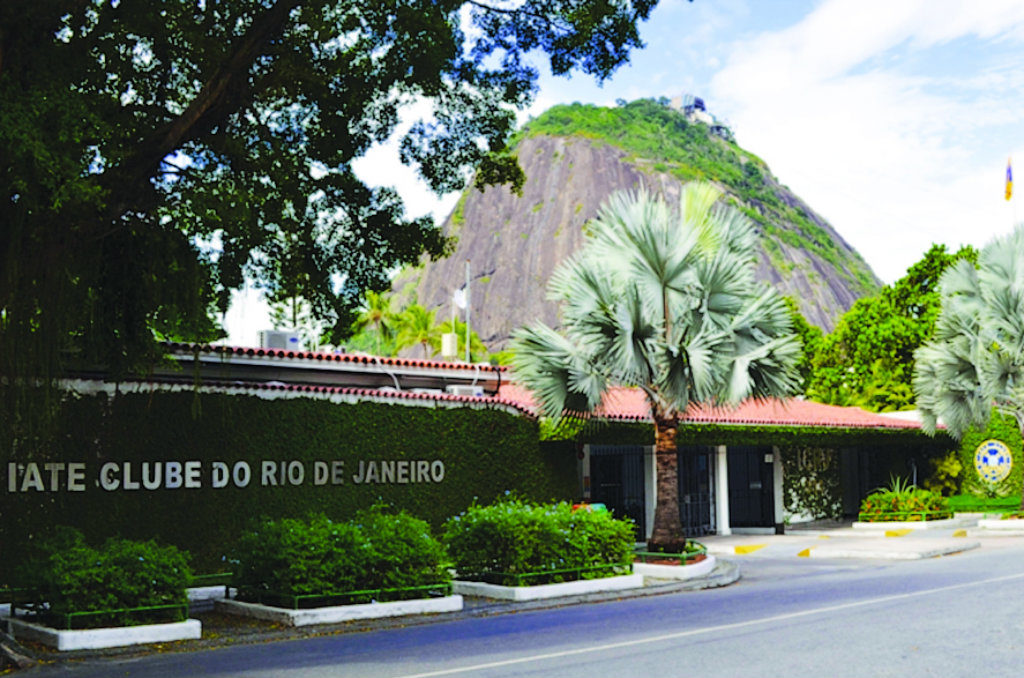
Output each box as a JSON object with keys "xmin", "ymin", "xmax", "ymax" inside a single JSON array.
[{"xmin": 104, "ymin": 0, "xmax": 303, "ymax": 219}]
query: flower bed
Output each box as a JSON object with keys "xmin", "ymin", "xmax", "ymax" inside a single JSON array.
[
  {"xmin": 632, "ymin": 541, "xmax": 716, "ymax": 581},
  {"xmin": 858, "ymin": 477, "xmax": 950, "ymax": 522}
]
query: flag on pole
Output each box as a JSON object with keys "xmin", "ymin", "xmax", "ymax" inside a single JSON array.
[
  {"xmin": 1006, "ymin": 158, "xmax": 1013, "ymax": 201},
  {"xmin": 453, "ymin": 287, "xmax": 466, "ymax": 309}
]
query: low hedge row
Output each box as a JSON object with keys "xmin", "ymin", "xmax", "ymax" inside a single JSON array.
[
  {"xmin": 230, "ymin": 507, "xmax": 449, "ymax": 602},
  {"xmin": 16, "ymin": 527, "xmax": 191, "ymax": 628},
  {"xmin": 18, "ymin": 500, "xmax": 636, "ymax": 625},
  {"xmin": 442, "ymin": 499, "xmax": 635, "ymax": 583}
]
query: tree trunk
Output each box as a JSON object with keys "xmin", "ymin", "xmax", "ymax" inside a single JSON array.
[{"xmin": 647, "ymin": 413, "xmax": 687, "ymax": 553}]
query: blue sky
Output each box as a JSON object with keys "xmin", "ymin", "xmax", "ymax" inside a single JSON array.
[{"xmin": 224, "ymin": 0, "xmax": 1024, "ymax": 344}]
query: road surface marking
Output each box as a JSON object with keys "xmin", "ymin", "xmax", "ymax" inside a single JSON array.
[
  {"xmin": 953, "ymin": 529, "xmax": 967, "ymax": 537},
  {"xmin": 797, "ymin": 548, "xmax": 812, "ymax": 557},
  {"xmin": 734, "ymin": 544, "xmax": 766, "ymax": 555},
  {"xmin": 885, "ymin": 529, "xmax": 912, "ymax": 537},
  {"xmin": 393, "ymin": 570, "xmax": 1024, "ymax": 678}
]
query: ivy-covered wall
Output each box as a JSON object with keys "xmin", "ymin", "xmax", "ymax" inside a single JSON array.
[
  {"xmin": 957, "ymin": 412, "xmax": 1023, "ymax": 498},
  {"xmin": 0, "ymin": 391, "xmax": 576, "ymax": 580}
]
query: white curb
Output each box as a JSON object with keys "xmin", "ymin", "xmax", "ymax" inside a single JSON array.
[
  {"xmin": 977, "ymin": 519, "xmax": 1024, "ymax": 532},
  {"xmin": 852, "ymin": 516, "xmax": 978, "ymax": 531},
  {"xmin": 634, "ymin": 555, "xmax": 717, "ymax": 581},
  {"xmin": 215, "ymin": 595, "xmax": 463, "ymax": 627},
  {"xmin": 4, "ymin": 617, "xmax": 201, "ymax": 651},
  {"xmin": 806, "ymin": 541, "xmax": 980, "ymax": 560},
  {"xmin": 451, "ymin": 574, "xmax": 644, "ymax": 601}
]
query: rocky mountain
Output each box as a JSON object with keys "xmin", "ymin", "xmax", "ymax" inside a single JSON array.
[{"xmin": 396, "ymin": 99, "xmax": 880, "ymax": 349}]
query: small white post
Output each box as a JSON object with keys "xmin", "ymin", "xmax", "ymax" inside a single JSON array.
[{"xmin": 716, "ymin": 445, "xmax": 731, "ymax": 536}]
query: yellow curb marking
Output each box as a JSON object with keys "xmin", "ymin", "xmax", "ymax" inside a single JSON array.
[
  {"xmin": 797, "ymin": 548, "xmax": 812, "ymax": 557},
  {"xmin": 953, "ymin": 529, "xmax": 967, "ymax": 538},
  {"xmin": 885, "ymin": 529, "xmax": 912, "ymax": 537},
  {"xmin": 734, "ymin": 544, "xmax": 767, "ymax": 555},
  {"xmin": 818, "ymin": 535, "xmax": 831, "ymax": 539}
]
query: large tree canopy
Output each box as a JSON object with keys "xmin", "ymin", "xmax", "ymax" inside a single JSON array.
[{"xmin": 0, "ymin": 0, "xmax": 657, "ymax": 391}]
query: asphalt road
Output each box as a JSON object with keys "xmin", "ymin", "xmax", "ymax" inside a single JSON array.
[{"xmin": 22, "ymin": 545, "xmax": 1024, "ymax": 678}]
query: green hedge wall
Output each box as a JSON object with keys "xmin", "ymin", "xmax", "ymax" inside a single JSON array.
[
  {"xmin": 958, "ymin": 412, "xmax": 1023, "ymax": 498},
  {"xmin": 0, "ymin": 391, "xmax": 576, "ymax": 581},
  {"xmin": 573, "ymin": 420, "xmax": 955, "ymax": 454}
]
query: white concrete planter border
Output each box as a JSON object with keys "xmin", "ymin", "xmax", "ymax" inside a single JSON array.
[
  {"xmin": 215, "ymin": 594, "xmax": 463, "ymax": 627},
  {"xmin": 187, "ymin": 585, "xmax": 236, "ymax": 604},
  {"xmin": 852, "ymin": 516, "xmax": 977, "ymax": 531},
  {"xmin": 4, "ymin": 616, "xmax": 201, "ymax": 651},
  {"xmin": 451, "ymin": 573, "xmax": 644, "ymax": 601},
  {"xmin": 634, "ymin": 555, "xmax": 717, "ymax": 581}
]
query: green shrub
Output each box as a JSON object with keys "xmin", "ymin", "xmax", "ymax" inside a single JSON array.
[
  {"xmin": 922, "ymin": 450, "xmax": 963, "ymax": 496},
  {"xmin": 859, "ymin": 476, "xmax": 949, "ymax": 521},
  {"xmin": 354, "ymin": 507, "xmax": 450, "ymax": 590},
  {"xmin": 947, "ymin": 494, "xmax": 1020, "ymax": 512},
  {"xmin": 231, "ymin": 515, "xmax": 368, "ymax": 600},
  {"xmin": 443, "ymin": 499, "xmax": 634, "ymax": 584},
  {"xmin": 230, "ymin": 508, "xmax": 449, "ymax": 603},
  {"xmin": 19, "ymin": 526, "xmax": 191, "ymax": 627}
]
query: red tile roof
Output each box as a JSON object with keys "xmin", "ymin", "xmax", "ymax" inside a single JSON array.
[
  {"xmin": 164, "ymin": 342, "xmax": 507, "ymax": 373},
  {"xmin": 498, "ymin": 384, "xmax": 926, "ymax": 430},
  {"xmin": 68, "ymin": 376, "xmax": 534, "ymax": 417}
]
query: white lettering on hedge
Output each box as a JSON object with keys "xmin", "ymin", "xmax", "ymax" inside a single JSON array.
[
  {"xmin": 212, "ymin": 461, "xmax": 251, "ymax": 489},
  {"xmin": 4, "ymin": 462, "xmax": 87, "ymax": 492},
  {"xmin": 5, "ymin": 458, "xmax": 445, "ymax": 492},
  {"xmin": 100, "ymin": 462, "xmax": 120, "ymax": 490},
  {"xmin": 351, "ymin": 460, "xmax": 445, "ymax": 485}
]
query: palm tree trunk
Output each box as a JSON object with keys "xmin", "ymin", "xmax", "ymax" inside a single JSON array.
[{"xmin": 648, "ymin": 412, "xmax": 687, "ymax": 553}]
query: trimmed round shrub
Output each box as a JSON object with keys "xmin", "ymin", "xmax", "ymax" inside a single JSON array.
[{"xmin": 443, "ymin": 499, "xmax": 634, "ymax": 583}]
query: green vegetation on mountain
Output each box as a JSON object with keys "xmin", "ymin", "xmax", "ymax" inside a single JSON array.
[{"xmin": 520, "ymin": 99, "xmax": 878, "ymax": 293}]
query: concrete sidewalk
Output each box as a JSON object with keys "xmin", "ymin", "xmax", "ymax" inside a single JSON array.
[{"xmin": 698, "ymin": 519, "xmax": 1024, "ymax": 560}]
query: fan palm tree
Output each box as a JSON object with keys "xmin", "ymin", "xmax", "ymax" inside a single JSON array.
[
  {"xmin": 510, "ymin": 183, "xmax": 801, "ymax": 552},
  {"xmin": 351, "ymin": 290, "xmax": 396, "ymax": 355},
  {"xmin": 914, "ymin": 225, "xmax": 1024, "ymax": 506},
  {"xmin": 395, "ymin": 304, "xmax": 442, "ymax": 358}
]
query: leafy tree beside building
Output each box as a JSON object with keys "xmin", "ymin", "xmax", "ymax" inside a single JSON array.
[{"xmin": 806, "ymin": 244, "xmax": 976, "ymax": 411}]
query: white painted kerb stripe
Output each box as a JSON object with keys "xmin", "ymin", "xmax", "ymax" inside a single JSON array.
[{"xmin": 394, "ymin": 570, "xmax": 1024, "ymax": 678}]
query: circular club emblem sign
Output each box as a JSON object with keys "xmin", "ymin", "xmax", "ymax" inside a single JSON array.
[{"xmin": 974, "ymin": 439, "xmax": 1013, "ymax": 484}]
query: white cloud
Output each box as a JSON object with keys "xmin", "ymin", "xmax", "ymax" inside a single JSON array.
[{"xmin": 710, "ymin": 0, "xmax": 1024, "ymax": 282}]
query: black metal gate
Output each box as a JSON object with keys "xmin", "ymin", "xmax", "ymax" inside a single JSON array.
[
  {"xmin": 727, "ymin": 446, "xmax": 775, "ymax": 528},
  {"xmin": 589, "ymin": 445, "xmax": 646, "ymax": 537},
  {"xmin": 678, "ymin": 445, "xmax": 716, "ymax": 536}
]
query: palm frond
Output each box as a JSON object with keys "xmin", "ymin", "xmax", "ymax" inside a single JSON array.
[{"xmin": 509, "ymin": 323, "xmax": 608, "ymax": 420}]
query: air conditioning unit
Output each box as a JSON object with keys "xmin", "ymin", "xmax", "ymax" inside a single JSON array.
[
  {"xmin": 446, "ymin": 384, "xmax": 484, "ymax": 397},
  {"xmin": 259, "ymin": 330, "xmax": 301, "ymax": 350}
]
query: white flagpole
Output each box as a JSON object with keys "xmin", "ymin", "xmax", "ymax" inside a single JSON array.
[{"xmin": 465, "ymin": 259, "xmax": 471, "ymax": 363}]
